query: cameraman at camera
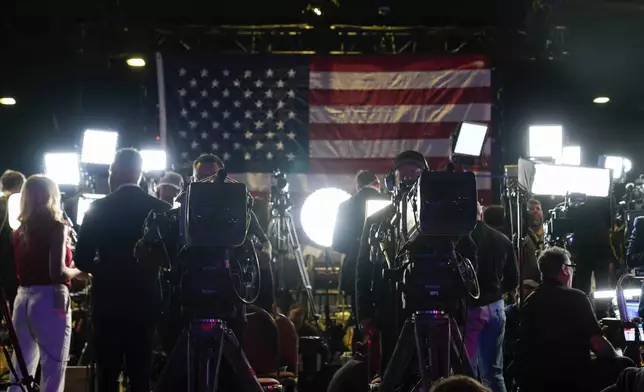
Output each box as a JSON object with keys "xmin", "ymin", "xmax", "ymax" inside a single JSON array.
[
  {"xmin": 332, "ymin": 170, "xmax": 388, "ymax": 342},
  {"xmin": 464, "ymin": 202, "xmax": 518, "ymax": 392},
  {"xmin": 515, "ymin": 247, "xmax": 632, "ymax": 392},
  {"xmin": 354, "ymin": 151, "xmax": 478, "ymax": 377}
]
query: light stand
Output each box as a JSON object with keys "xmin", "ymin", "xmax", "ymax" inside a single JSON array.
[
  {"xmin": 503, "ymin": 165, "xmax": 530, "ymax": 306},
  {"xmin": 0, "ymin": 287, "xmax": 37, "ymax": 392}
]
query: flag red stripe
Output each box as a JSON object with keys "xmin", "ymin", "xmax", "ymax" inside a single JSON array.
[
  {"xmin": 309, "ymin": 157, "xmax": 490, "ymax": 174},
  {"xmin": 310, "ymin": 55, "xmax": 488, "ymax": 72},
  {"xmin": 309, "ymin": 86, "xmax": 490, "ymax": 106},
  {"xmin": 309, "ymin": 122, "xmax": 491, "ymax": 141}
]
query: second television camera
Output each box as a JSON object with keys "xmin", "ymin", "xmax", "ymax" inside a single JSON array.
[
  {"xmin": 542, "ymin": 193, "xmax": 587, "ymax": 250},
  {"xmin": 372, "ymin": 170, "xmax": 480, "ymax": 391},
  {"xmin": 391, "ymin": 170, "xmax": 481, "ymax": 310}
]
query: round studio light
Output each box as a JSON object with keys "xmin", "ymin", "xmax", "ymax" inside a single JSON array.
[
  {"xmin": 300, "ymin": 187, "xmax": 351, "ymax": 248},
  {"xmin": 126, "ymin": 58, "xmax": 146, "ymax": 68},
  {"xmin": 593, "ymin": 97, "xmax": 610, "ymax": 104},
  {"xmin": 0, "ymin": 97, "xmax": 17, "ymax": 106}
]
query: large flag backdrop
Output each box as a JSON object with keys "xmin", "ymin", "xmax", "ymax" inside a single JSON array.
[{"xmin": 158, "ymin": 54, "xmax": 493, "ymax": 204}]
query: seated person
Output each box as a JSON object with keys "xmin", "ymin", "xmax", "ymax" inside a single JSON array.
[
  {"xmin": 430, "ymin": 375, "xmax": 491, "ymax": 392},
  {"xmin": 516, "ymin": 247, "xmax": 633, "ymax": 392}
]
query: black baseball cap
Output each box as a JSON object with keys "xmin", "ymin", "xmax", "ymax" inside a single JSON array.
[{"xmin": 393, "ymin": 150, "xmax": 429, "ymax": 170}]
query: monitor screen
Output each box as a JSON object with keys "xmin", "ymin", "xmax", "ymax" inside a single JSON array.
[
  {"xmin": 624, "ymin": 326, "xmax": 644, "ymax": 342},
  {"xmin": 626, "ymin": 300, "xmax": 639, "ymax": 321}
]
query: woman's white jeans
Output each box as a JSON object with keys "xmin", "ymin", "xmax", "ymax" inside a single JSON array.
[{"xmin": 8, "ymin": 285, "xmax": 72, "ymax": 392}]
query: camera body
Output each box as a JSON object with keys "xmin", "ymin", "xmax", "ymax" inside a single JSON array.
[
  {"xmin": 143, "ymin": 181, "xmax": 253, "ymax": 319},
  {"xmin": 543, "ymin": 193, "xmax": 587, "ymax": 249},
  {"xmin": 387, "ymin": 171, "xmax": 479, "ymax": 311},
  {"xmin": 270, "ymin": 170, "xmax": 292, "ymax": 214},
  {"xmin": 179, "ymin": 181, "xmax": 249, "ymax": 247}
]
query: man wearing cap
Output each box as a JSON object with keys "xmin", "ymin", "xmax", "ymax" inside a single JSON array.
[{"xmin": 156, "ymin": 172, "xmax": 184, "ymax": 205}]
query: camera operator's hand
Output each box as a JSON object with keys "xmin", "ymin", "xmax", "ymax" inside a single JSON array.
[{"xmin": 261, "ymin": 241, "xmax": 272, "ymax": 259}]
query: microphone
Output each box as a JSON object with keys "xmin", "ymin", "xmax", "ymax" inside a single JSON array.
[{"xmin": 215, "ymin": 169, "xmax": 228, "ymax": 184}]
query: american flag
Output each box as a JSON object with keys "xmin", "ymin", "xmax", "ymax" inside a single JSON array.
[{"xmin": 159, "ymin": 54, "xmax": 492, "ymax": 203}]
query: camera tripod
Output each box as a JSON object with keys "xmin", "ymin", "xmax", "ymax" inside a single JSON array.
[
  {"xmin": 375, "ymin": 310, "xmax": 474, "ymax": 392},
  {"xmin": 267, "ymin": 205, "xmax": 317, "ymax": 318},
  {"xmin": 0, "ymin": 288, "xmax": 38, "ymax": 392},
  {"xmin": 154, "ymin": 318, "xmax": 264, "ymax": 392}
]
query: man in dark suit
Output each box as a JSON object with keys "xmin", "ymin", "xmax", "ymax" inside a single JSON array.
[
  {"xmin": 75, "ymin": 148, "xmax": 171, "ymax": 392},
  {"xmin": 333, "ymin": 170, "xmax": 388, "ymax": 319}
]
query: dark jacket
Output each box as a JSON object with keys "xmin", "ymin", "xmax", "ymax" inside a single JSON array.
[
  {"xmin": 470, "ymin": 221, "xmax": 519, "ymax": 307},
  {"xmin": 75, "ymin": 185, "xmax": 171, "ymax": 319},
  {"xmin": 626, "ymin": 216, "xmax": 644, "ymax": 316},
  {"xmin": 333, "ymin": 187, "xmax": 388, "ymax": 294},
  {"xmin": 0, "ymin": 195, "xmax": 17, "ymax": 303}
]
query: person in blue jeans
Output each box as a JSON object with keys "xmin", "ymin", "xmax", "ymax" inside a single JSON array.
[{"xmin": 464, "ymin": 203, "xmax": 519, "ymax": 392}]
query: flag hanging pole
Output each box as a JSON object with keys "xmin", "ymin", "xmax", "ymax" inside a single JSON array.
[{"xmin": 155, "ymin": 52, "xmax": 168, "ymax": 162}]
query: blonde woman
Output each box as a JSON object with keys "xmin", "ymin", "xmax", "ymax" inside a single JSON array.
[{"xmin": 8, "ymin": 175, "xmax": 87, "ymax": 392}]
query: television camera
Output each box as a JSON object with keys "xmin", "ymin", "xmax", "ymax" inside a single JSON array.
[
  {"xmin": 371, "ymin": 170, "xmax": 479, "ymax": 392},
  {"xmin": 142, "ymin": 170, "xmax": 266, "ymax": 392},
  {"xmin": 542, "ymin": 193, "xmax": 587, "ymax": 250}
]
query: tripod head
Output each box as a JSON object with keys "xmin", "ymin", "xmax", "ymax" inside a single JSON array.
[{"xmin": 270, "ymin": 170, "xmax": 292, "ymax": 216}]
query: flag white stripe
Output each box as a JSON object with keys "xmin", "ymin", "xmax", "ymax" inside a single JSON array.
[
  {"xmin": 309, "ymin": 69, "xmax": 492, "ymax": 90},
  {"xmin": 308, "ymin": 104, "xmax": 491, "ymax": 124},
  {"xmin": 231, "ymin": 172, "xmax": 492, "ymax": 194},
  {"xmin": 309, "ymin": 139, "xmax": 492, "ymax": 159}
]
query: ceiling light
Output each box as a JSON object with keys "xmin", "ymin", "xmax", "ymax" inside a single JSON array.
[
  {"xmin": 0, "ymin": 97, "xmax": 16, "ymax": 106},
  {"xmin": 593, "ymin": 97, "xmax": 610, "ymax": 104},
  {"xmin": 126, "ymin": 58, "xmax": 146, "ymax": 68}
]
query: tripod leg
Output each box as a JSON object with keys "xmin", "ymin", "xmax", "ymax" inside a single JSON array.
[
  {"xmin": 154, "ymin": 330, "xmax": 188, "ymax": 392},
  {"xmin": 220, "ymin": 326, "xmax": 264, "ymax": 392},
  {"xmin": 448, "ymin": 318, "xmax": 474, "ymax": 378},
  {"xmin": 378, "ymin": 319, "xmax": 416, "ymax": 392},
  {"xmin": 413, "ymin": 316, "xmax": 433, "ymax": 392}
]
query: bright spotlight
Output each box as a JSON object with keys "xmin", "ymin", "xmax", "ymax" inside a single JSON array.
[
  {"xmin": 453, "ymin": 122, "xmax": 488, "ymax": 157},
  {"xmin": 528, "ymin": 125, "xmax": 563, "ymax": 161},
  {"xmin": 0, "ymin": 97, "xmax": 16, "ymax": 106},
  {"xmin": 556, "ymin": 146, "xmax": 581, "ymax": 166},
  {"xmin": 44, "ymin": 152, "xmax": 81, "ymax": 186},
  {"xmin": 593, "ymin": 289, "xmax": 640, "ymax": 300},
  {"xmin": 301, "ymin": 187, "xmax": 351, "ymax": 248},
  {"xmin": 140, "ymin": 150, "xmax": 167, "ymax": 172},
  {"xmin": 529, "ymin": 162, "xmax": 611, "ymax": 197},
  {"xmin": 312, "ymin": 7, "xmax": 322, "ymax": 15},
  {"xmin": 81, "ymin": 129, "xmax": 119, "ymax": 165},
  {"xmin": 366, "ymin": 199, "xmax": 391, "ymax": 221},
  {"xmin": 601, "ymin": 155, "xmax": 631, "ymax": 179},
  {"xmin": 126, "ymin": 58, "xmax": 146, "ymax": 68},
  {"xmin": 593, "ymin": 97, "xmax": 610, "ymax": 104},
  {"xmin": 7, "ymin": 193, "xmax": 21, "ymax": 230},
  {"xmin": 77, "ymin": 193, "xmax": 105, "ymax": 226}
]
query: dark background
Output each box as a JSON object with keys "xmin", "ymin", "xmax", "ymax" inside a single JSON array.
[{"xmin": 1, "ymin": 0, "xmax": 643, "ymax": 177}]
